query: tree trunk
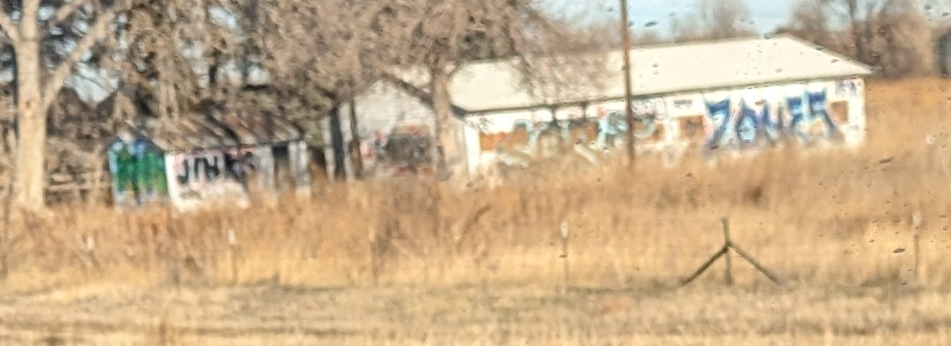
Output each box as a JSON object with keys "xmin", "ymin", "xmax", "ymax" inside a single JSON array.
[
  {"xmin": 431, "ymin": 65, "xmax": 463, "ymax": 183},
  {"xmin": 347, "ymin": 93, "xmax": 363, "ymax": 179},
  {"xmin": 13, "ymin": 29, "xmax": 46, "ymax": 212},
  {"xmin": 5, "ymin": 0, "xmax": 119, "ymax": 211}
]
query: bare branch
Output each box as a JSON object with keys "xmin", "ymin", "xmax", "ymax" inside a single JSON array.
[
  {"xmin": 0, "ymin": 13, "xmax": 19, "ymax": 43},
  {"xmin": 51, "ymin": 0, "xmax": 89, "ymax": 29},
  {"xmin": 41, "ymin": 6, "xmax": 122, "ymax": 110}
]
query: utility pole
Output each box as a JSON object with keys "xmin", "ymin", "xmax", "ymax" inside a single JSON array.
[{"xmin": 619, "ymin": 0, "xmax": 636, "ymax": 166}]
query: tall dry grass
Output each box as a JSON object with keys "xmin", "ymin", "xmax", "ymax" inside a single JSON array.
[{"xmin": 3, "ymin": 77, "xmax": 951, "ymax": 293}]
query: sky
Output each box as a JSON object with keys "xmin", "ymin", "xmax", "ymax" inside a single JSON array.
[
  {"xmin": 540, "ymin": 0, "xmax": 801, "ymax": 36},
  {"xmin": 542, "ymin": 0, "xmax": 951, "ymax": 38}
]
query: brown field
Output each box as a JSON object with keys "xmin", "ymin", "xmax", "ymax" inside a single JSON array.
[{"xmin": 2, "ymin": 77, "xmax": 951, "ymax": 344}]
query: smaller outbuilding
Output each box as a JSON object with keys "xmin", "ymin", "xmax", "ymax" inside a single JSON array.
[{"xmin": 106, "ymin": 111, "xmax": 311, "ymax": 212}]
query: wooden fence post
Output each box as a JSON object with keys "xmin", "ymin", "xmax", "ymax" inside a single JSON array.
[
  {"xmin": 82, "ymin": 233, "xmax": 100, "ymax": 272},
  {"xmin": 368, "ymin": 226, "xmax": 379, "ymax": 287},
  {"xmin": 913, "ymin": 211, "xmax": 922, "ymax": 284},
  {"xmin": 227, "ymin": 229, "xmax": 238, "ymax": 286},
  {"xmin": 559, "ymin": 220, "xmax": 570, "ymax": 294},
  {"xmin": 721, "ymin": 217, "xmax": 733, "ymax": 287}
]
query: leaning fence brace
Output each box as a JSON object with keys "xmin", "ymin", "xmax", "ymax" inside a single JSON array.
[{"xmin": 681, "ymin": 217, "xmax": 783, "ymax": 287}]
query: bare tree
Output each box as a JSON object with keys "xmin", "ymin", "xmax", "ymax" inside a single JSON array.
[
  {"xmin": 110, "ymin": 1, "xmax": 249, "ymax": 121},
  {"xmin": 672, "ymin": 0, "xmax": 754, "ymax": 42},
  {"xmin": 0, "ymin": 0, "xmax": 126, "ymax": 211},
  {"xmin": 875, "ymin": 0, "xmax": 934, "ymax": 76},
  {"xmin": 698, "ymin": 0, "xmax": 755, "ymax": 39},
  {"xmin": 670, "ymin": 15, "xmax": 703, "ymax": 42},
  {"xmin": 256, "ymin": 0, "xmax": 367, "ymax": 107},
  {"xmin": 257, "ymin": 0, "xmax": 565, "ymax": 183},
  {"xmin": 784, "ymin": 0, "xmax": 835, "ymax": 45},
  {"xmin": 784, "ymin": 0, "xmax": 933, "ymax": 77},
  {"xmin": 545, "ymin": 20, "xmax": 665, "ymax": 52},
  {"xmin": 368, "ymin": 0, "xmax": 562, "ymax": 182},
  {"xmin": 0, "ymin": 0, "xmax": 277, "ymax": 210}
]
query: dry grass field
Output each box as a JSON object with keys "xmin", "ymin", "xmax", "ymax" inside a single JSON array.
[{"xmin": 2, "ymin": 77, "xmax": 951, "ymax": 344}]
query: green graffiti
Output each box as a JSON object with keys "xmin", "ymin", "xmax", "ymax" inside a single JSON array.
[{"xmin": 108, "ymin": 139, "xmax": 168, "ymax": 205}]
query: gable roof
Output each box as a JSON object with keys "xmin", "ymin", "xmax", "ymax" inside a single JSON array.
[{"xmin": 391, "ymin": 34, "xmax": 873, "ymax": 113}]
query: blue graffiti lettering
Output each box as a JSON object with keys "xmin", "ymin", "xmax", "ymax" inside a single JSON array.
[
  {"xmin": 807, "ymin": 89, "xmax": 838, "ymax": 139},
  {"xmin": 736, "ymin": 100, "xmax": 759, "ymax": 145},
  {"xmin": 705, "ymin": 98, "xmax": 733, "ymax": 150}
]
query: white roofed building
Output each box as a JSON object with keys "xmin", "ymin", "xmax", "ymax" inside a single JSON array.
[{"xmin": 323, "ymin": 34, "xmax": 873, "ymax": 183}]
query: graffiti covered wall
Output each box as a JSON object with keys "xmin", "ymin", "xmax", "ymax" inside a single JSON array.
[
  {"xmin": 108, "ymin": 137, "xmax": 168, "ymax": 207},
  {"xmin": 165, "ymin": 150, "xmax": 246, "ymax": 211},
  {"xmin": 332, "ymin": 80, "xmax": 441, "ymax": 179},
  {"xmin": 163, "ymin": 142, "xmax": 310, "ymax": 211},
  {"xmin": 690, "ymin": 80, "xmax": 865, "ymax": 156},
  {"xmin": 164, "ymin": 145, "xmax": 282, "ymax": 211},
  {"xmin": 362, "ymin": 125, "xmax": 437, "ymax": 177},
  {"xmin": 462, "ymin": 96, "xmax": 671, "ymax": 180},
  {"xmin": 463, "ymin": 78, "xmax": 866, "ymax": 180}
]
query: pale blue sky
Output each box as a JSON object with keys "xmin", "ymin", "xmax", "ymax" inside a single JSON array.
[
  {"xmin": 540, "ymin": 0, "xmax": 800, "ymax": 36},
  {"xmin": 541, "ymin": 0, "xmax": 951, "ymax": 37}
]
